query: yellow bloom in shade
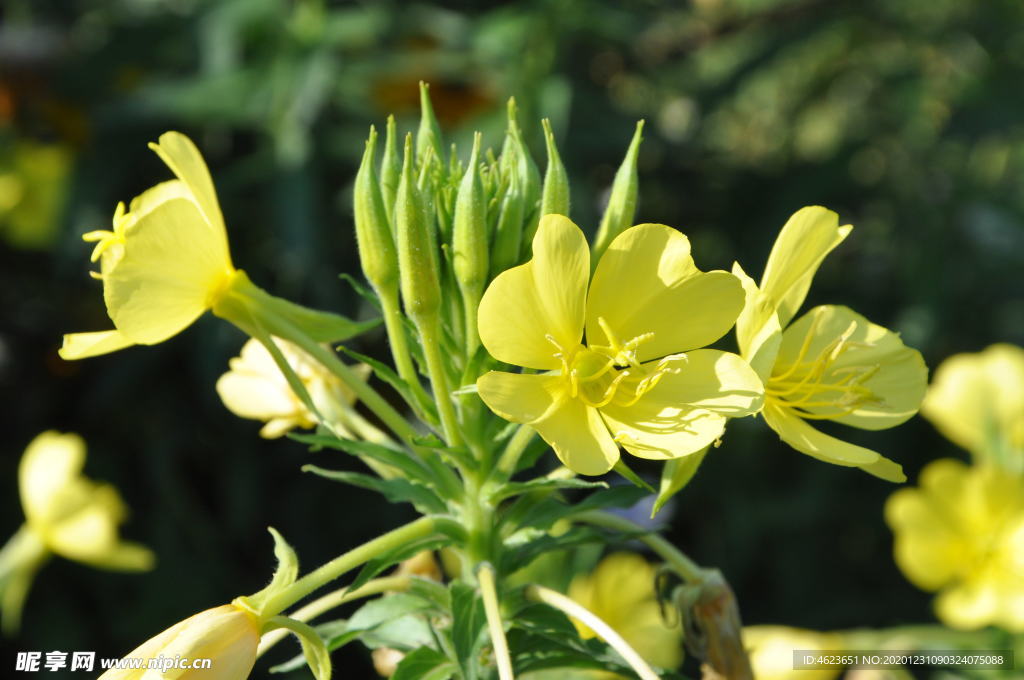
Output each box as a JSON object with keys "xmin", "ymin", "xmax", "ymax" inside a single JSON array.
[
  {"xmin": 1, "ymin": 432, "xmax": 153, "ymax": 632},
  {"xmin": 477, "ymin": 214, "xmax": 763, "ymax": 475},
  {"xmin": 922, "ymin": 344, "xmax": 1024, "ymax": 465},
  {"xmin": 98, "ymin": 604, "xmax": 260, "ymax": 679},
  {"xmin": 216, "ymin": 337, "xmax": 370, "ymax": 439},
  {"xmin": 568, "ymin": 553, "xmax": 683, "ymax": 673},
  {"xmin": 733, "ymin": 206, "xmax": 927, "ymax": 482},
  {"xmin": 885, "ymin": 459, "xmax": 1024, "ymax": 631},
  {"xmin": 60, "ymin": 131, "xmax": 238, "ymax": 360},
  {"xmin": 743, "ymin": 626, "xmax": 842, "ymax": 680}
]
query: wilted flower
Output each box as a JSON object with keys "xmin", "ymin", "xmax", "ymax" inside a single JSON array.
[
  {"xmin": 477, "ymin": 214, "xmax": 763, "ymax": 475},
  {"xmin": 886, "ymin": 458, "xmax": 1024, "ymax": 630}
]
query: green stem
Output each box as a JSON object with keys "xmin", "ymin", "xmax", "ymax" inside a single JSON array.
[
  {"xmin": 477, "ymin": 564, "xmax": 514, "ymax": 680},
  {"xmin": 380, "ymin": 287, "xmax": 433, "ymax": 409},
  {"xmin": 417, "ymin": 315, "xmax": 462, "ymax": 447},
  {"xmin": 461, "ymin": 288, "xmax": 481, "ymax": 359},
  {"xmin": 576, "ymin": 510, "xmax": 702, "ymax": 583},
  {"xmin": 261, "ymin": 517, "xmax": 440, "ymax": 617},
  {"xmin": 495, "ymin": 425, "xmax": 536, "ymax": 477},
  {"xmin": 526, "ymin": 584, "xmax": 659, "ymax": 680},
  {"xmin": 257, "ymin": 575, "xmax": 411, "ymax": 658}
]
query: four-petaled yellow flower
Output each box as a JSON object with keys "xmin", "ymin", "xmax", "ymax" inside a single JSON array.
[
  {"xmin": 922, "ymin": 344, "xmax": 1024, "ymax": 466},
  {"xmin": 733, "ymin": 206, "xmax": 927, "ymax": 482},
  {"xmin": 0, "ymin": 432, "xmax": 154, "ymax": 632},
  {"xmin": 568, "ymin": 552, "xmax": 683, "ymax": 674},
  {"xmin": 216, "ymin": 337, "xmax": 370, "ymax": 439},
  {"xmin": 60, "ymin": 131, "xmax": 239, "ymax": 360},
  {"xmin": 477, "ymin": 214, "xmax": 764, "ymax": 475},
  {"xmin": 98, "ymin": 603, "xmax": 261, "ymax": 679},
  {"xmin": 885, "ymin": 459, "xmax": 1024, "ymax": 631}
]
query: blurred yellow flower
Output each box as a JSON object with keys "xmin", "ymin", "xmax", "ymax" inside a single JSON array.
[
  {"xmin": 477, "ymin": 214, "xmax": 763, "ymax": 475},
  {"xmin": 922, "ymin": 344, "xmax": 1024, "ymax": 466},
  {"xmin": 0, "ymin": 431, "xmax": 153, "ymax": 632},
  {"xmin": 743, "ymin": 625, "xmax": 842, "ymax": 680},
  {"xmin": 216, "ymin": 337, "xmax": 369, "ymax": 439},
  {"xmin": 567, "ymin": 552, "xmax": 683, "ymax": 673},
  {"xmin": 733, "ymin": 206, "xmax": 927, "ymax": 482},
  {"xmin": 98, "ymin": 603, "xmax": 260, "ymax": 680},
  {"xmin": 885, "ymin": 458, "xmax": 1024, "ymax": 631},
  {"xmin": 60, "ymin": 131, "xmax": 238, "ymax": 360}
]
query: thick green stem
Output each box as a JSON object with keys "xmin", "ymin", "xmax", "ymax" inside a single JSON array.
[
  {"xmin": 461, "ymin": 288, "xmax": 481, "ymax": 359},
  {"xmin": 576, "ymin": 510, "xmax": 702, "ymax": 583},
  {"xmin": 526, "ymin": 584, "xmax": 659, "ymax": 680},
  {"xmin": 380, "ymin": 287, "xmax": 433, "ymax": 409},
  {"xmin": 477, "ymin": 564, "xmax": 514, "ymax": 680},
  {"xmin": 261, "ymin": 517, "xmax": 439, "ymax": 618},
  {"xmin": 417, "ymin": 315, "xmax": 462, "ymax": 447}
]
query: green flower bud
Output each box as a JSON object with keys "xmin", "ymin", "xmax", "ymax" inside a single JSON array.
[
  {"xmin": 490, "ymin": 170, "xmax": 524, "ymax": 278},
  {"xmin": 380, "ymin": 115, "xmax": 401, "ymax": 227},
  {"xmin": 353, "ymin": 127, "xmax": 398, "ymax": 293},
  {"xmin": 453, "ymin": 132, "xmax": 488, "ymax": 297},
  {"xmin": 540, "ymin": 118, "xmax": 570, "ymax": 218},
  {"xmin": 416, "ymin": 81, "xmax": 444, "ymax": 169},
  {"xmin": 395, "ymin": 133, "xmax": 440, "ymax": 321},
  {"xmin": 500, "ymin": 99, "xmax": 541, "ymax": 250},
  {"xmin": 592, "ymin": 120, "xmax": 644, "ymax": 262}
]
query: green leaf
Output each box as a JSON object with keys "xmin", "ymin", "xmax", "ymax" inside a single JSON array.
[
  {"xmin": 339, "ymin": 272, "xmax": 382, "ymax": 311},
  {"xmin": 260, "ymin": 288, "xmax": 381, "ymax": 343},
  {"xmin": 449, "ymin": 581, "xmax": 488, "ymax": 678},
  {"xmin": 346, "ymin": 536, "xmax": 452, "ymax": 593},
  {"xmin": 242, "ymin": 527, "xmax": 299, "ymax": 612},
  {"xmin": 510, "ymin": 485, "xmax": 649, "ymax": 531},
  {"xmin": 336, "ymin": 345, "xmax": 439, "ymax": 427},
  {"xmin": 613, "ymin": 459, "xmax": 654, "ymax": 492},
  {"xmin": 302, "ymin": 465, "xmax": 447, "ymax": 514},
  {"xmin": 488, "ymin": 477, "xmax": 607, "ymax": 504},
  {"xmin": 290, "ymin": 432, "xmax": 440, "ymax": 490},
  {"xmin": 262, "ymin": 615, "xmax": 332, "ymax": 680},
  {"xmin": 502, "ymin": 526, "xmax": 611, "ymax": 573},
  {"xmin": 652, "ymin": 446, "xmax": 709, "ymax": 517},
  {"xmin": 391, "ymin": 646, "xmax": 456, "ymax": 680}
]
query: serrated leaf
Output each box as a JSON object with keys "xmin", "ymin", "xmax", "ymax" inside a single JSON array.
[
  {"xmin": 391, "ymin": 646, "xmax": 456, "ymax": 680},
  {"xmin": 290, "ymin": 432, "xmax": 440, "ymax": 490},
  {"xmin": 488, "ymin": 477, "xmax": 607, "ymax": 504},
  {"xmin": 302, "ymin": 465, "xmax": 447, "ymax": 513},
  {"xmin": 449, "ymin": 581, "xmax": 488, "ymax": 678},
  {"xmin": 653, "ymin": 446, "xmax": 709, "ymax": 517}
]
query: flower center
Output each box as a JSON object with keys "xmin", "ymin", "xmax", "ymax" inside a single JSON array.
[
  {"xmin": 82, "ymin": 202, "xmax": 132, "ymax": 278},
  {"xmin": 546, "ymin": 317, "xmax": 687, "ymax": 409},
  {"xmin": 767, "ymin": 316, "xmax": 882, "ymax": 419}
]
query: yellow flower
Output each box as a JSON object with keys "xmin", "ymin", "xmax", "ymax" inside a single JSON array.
[
  {"xmin": 60, "ymin": 131, "xmax": 238, "ymax": 360},
  {"xmin": 733, "ymin": 206, "xmax": 927, "ymax": 482},
  {"xmin": 743, "ymin": 625, "xmax": 842, "ymax": 680},
  {"xmin": 1, "ymin": 432, "xmax": 153, "ymax": 632},
  {"xmin": 216, "ymin": 337, "xmax": 370, "ymax": 439},
  {"xmin": 885, "ymin": 459, "xmax": 1024, "ymax": 631},
  {"xmin": 568, "ymin": 552, "xmax": 683, "ymax": 673},
  {"xmin": 477, "ymin": 214, "xmax": 763, "ymax": 475},
  {"xmin": 922, "ymin": 344, "xmax": 1024, "ymax": 465},
  {"xmin": 98, "ymin": 604, "xmax": 260, "ymax": 679}
]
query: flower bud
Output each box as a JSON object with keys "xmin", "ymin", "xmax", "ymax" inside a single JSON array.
[
  {"xmin": 98, "ymin": 604, "xmax": 260, "ymax": 680},
  {"xmin": 592, "ymin": 120, "xmax": 644, "ymax": 262},
  {"xmin": 380, "ymin": 115, "xmax": 401, "ymax": 226},
  {"xmin": 500, "ymin": 98, "xmax": 541, "ymax": 250},
  {"xmin": 489, "ymin": 170, "xmax": 525, "ymax": 278},
  {"xmin": 353, "ymin": 127, "xmax": 399, "ymax": 294},
  {"xmin": 416, "ymin": 81, "xmax": 444, "ymax": 168},
  {"xmin": 540, "ymin": 118, "xmax": 570, "ymax": 218},
  {"xmin": 395, "ymin": 134, "xmax": 441, "ymax": 321},
  {"xmin": 452, "ymin": 132, "xmax": 488, "ymax": 298}
]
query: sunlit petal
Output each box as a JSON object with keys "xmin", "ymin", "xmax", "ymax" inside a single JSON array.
[{"xmin": 58, "ymin": 330, "xmax": 135, "ymax": 360}]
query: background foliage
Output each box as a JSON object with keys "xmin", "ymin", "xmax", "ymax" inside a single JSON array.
[{"xmin": 2, "ymin": 0, "xmax": 1022, "ymax": 676}]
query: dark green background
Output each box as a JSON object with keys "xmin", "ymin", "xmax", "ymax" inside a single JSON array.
[{"xmin": 2, "ymin": 1, "xmax": 1022, "ymax": 677}]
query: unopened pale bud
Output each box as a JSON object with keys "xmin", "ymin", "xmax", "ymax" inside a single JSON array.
[
  {"xmin": 500, "ymin": 98, "xmax": 541, "ymax": 250},
  {"xmin": 540, "ymin": 118, "xmax": 570, "ymax": 218},
  {"xmin": 416, "ymin": 81, "xmax": 444, "ymax": 168},
  {"xmin": 354, "ymin": 126, "xmax": 398, "ymax": 293},
  {"xmin": 380, "ymin": 115, "xmax": 401, "ymax": 226},
  {"xmin": 395, "ymin": 134, "xmax": 440, "ymax": 320},
  {"xmin": 593, "ymin": 120, "xmax": 644, "ymax": 261},
  {"xmin": 453, "ymin": 132, "xmax": 488, "ymax": 296},
  {"xmin": 490, "ymin": 170, "xmax": 525, "ymax": 278}
]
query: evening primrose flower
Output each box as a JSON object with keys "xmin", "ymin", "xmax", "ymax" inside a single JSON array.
[
  {"xmin": 568, "ymin": 552, "xmax": 683, "ymax": 673},
  {"xmin": 217, "ymin": 337, "xmax": 370, "ymax": 439},
  {"xmin": 885, "ymin": 459, "xmax": 1024, "ymax": 631},
  {"xmin": 60, "ymin": 131, "xmax": 238, "ymax": 360},
  {"xmin": 0, "ymin": 432, "xmax": 153, "ymax": 632},
  {"xmin": 733, "ymin": 206, "xmax": 927, "ymax": 482},
  {"xmin": 743, "ymin": 626, "xmax": 842, "ymax": 680},
  {"xmin": 477, "ymin": 214, "xmax": 763, "ymax": 475},
  {"xmin": 98, "ymin": 604, "xmax": 260, "ymax": 680},
  {"xmin": 922, "ymin": 344, "xmax": 1024, "ymax": 466}
]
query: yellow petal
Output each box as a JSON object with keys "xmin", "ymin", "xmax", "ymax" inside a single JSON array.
[
  {"xmin": 934, "ymin": 576, "xmax": 1001, "ymax": 631},
  {"xmin": 587, "ymin": 224, "xmax": 744, "ymax": 361},
  {"xmin": 477, "ymin": 371, "xmax": 619, "ymax": 474},
  {"xmin": 760, "ymin": 206, "xmax": 851, "ymax": 327},
  {"xmin": 104, "ymin": 197, "xmax": 234, "ymax": 344},
  {"xmin": 777, "ymin": 306, "xmax": 927, "ymax": 430},
  {"xmin": 148, "ymin": 131, "xmax": 230, "ymax": 251},
  {"xmin": 58, "ymin": 330, "xmax": 135, "ymax": 360},
  {"xmin": 885, "ymin": 485, "xmax": 962, "ymax": 591},
  {"xmin": 599, "ymin": 350, "xmax": 762, "ymax": 460},
  {"xmin": 19, "ymin": 431, "xmax": 86, "ymax": 526},
  {"xmin": 922, "ymin": 343, "xmax": 1024, "ymax": 458},
  {"xmin": 216, "ymin": 370, "xmax": 299, "ymax": 422},
  {"xmin": 731, "ymin": 261, "xmax": 781, "ymax": 381},
  {"xmin": 478, "ymin": 214, "xmax": 588, "ymax": 369},
  {"xmin": 762, "ymin": 403, "xmax": 905, "ymax": 481}
]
